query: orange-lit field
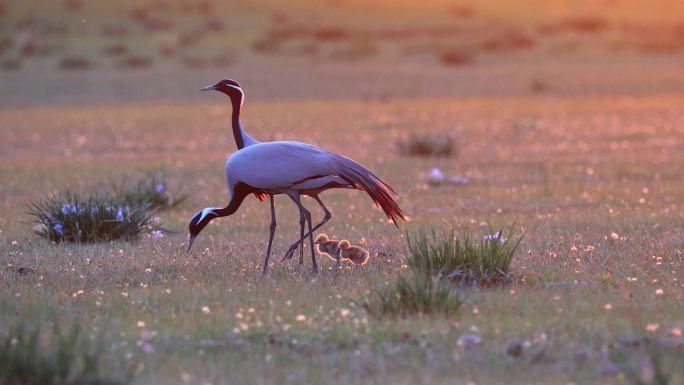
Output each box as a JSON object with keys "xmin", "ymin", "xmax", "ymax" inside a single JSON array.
[{"xmin": 1, "ymin": 1, "xmax": 683, "ymax": 384}]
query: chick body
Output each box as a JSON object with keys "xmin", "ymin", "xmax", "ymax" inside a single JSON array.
[
  {"xmin": 314, "ymin": 234, "xmax": 342, "ymax": 263},
  {"xmin": 338, "ymin": 240, "xmax": 370, "ymax": 266}
]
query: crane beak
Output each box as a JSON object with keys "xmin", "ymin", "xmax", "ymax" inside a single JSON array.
[
  {"xmin": 186, "ymin": 235, "xmax": 196, "ymax": 252},
  {"xmin": 200, "ymin": 84, "xmax": 216, "ymax": 91}
]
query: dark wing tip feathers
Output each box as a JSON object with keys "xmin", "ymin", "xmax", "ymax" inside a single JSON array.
[{"xmin": 333, "ymin": 156, "xmax": 405, "ymax": 226}]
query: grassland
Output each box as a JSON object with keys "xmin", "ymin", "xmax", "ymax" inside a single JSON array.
[
  {"xmin": 2, "ymin": 94, "xmax": 683, "ymax": 384},
  {"xmin": 2, "ymin": 0, "xmax": 684, "ymax": 384}
]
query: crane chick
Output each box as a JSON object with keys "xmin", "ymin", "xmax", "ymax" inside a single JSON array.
[
  {"xmin": 338, "ymin": 240, "xmax": 370, "ymax": 266},
  {"xmin": 314, "ymin": 234, "xmax": 342, "ymax": 264}
]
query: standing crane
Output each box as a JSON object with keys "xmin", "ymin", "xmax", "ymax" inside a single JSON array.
[
  {"xmin": 187, "ymin": 79, "xmax": 404, "ymax": 274},
  {"xmin": 198, "ymin": 79, "xmax": 308, "ymax": 265}
]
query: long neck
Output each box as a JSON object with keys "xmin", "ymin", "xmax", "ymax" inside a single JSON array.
[
  {"xmin": 214, "ymin": 182, "xmax": 252, "ymax": 218},
  {"xmin": 231, "ymin": 97, "xmax": 257, "ymax": 149}
]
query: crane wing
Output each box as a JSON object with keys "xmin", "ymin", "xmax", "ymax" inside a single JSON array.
[{"xmin": 226, "ymin": 141, "xmax": 404, "ymax": 225}]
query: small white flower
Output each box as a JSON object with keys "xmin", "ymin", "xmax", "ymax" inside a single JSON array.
[
  {"xmin": 151, "ymin": 230, "xmax": 164, "ymax": 239},
  {"xmin": 483, "ymin": 231, "xmax": 504, "ymax": 243}
]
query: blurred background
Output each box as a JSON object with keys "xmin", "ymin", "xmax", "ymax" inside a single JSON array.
[{"xmin": 2, "ymin": 0, "xmax": 684, "ymax": 107}]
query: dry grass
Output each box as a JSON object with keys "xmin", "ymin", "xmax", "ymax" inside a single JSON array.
[{"xmin": 1, "ymin": 94, "xmax": 683, "ymax": 384}]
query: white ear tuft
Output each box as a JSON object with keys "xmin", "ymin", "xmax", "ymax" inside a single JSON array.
[
  {"xmin": 198, "ymin": 208, "xmax": 215, "ymax": 223},
  {"xmin": 226, "ymin": 84, "xmax": 243, "ymax": 94}
]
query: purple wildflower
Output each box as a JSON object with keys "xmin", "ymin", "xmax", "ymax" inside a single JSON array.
[
  {"xmin": 116, "ymin": 208, "xmax": 125, "ymax": 222},
  {"xmin": 61, "ymin": 204, "xmax": 78, "ymax": 214}
]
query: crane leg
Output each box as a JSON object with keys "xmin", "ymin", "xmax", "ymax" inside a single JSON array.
[
  {"xmin": 305, "ymin": 205, "xmax": 316, "ymax": 273},
  {"xmin": 281, "ymin": 196, "xmax": 332, "ymax": 261},
  {"xmin": 262, "ymin": 195, "xmax": 277, "ymax": 275},
  {"xmin": 285, "ymin": 193, "xmax": 317, "ymax": 273},
  {"xmin": 298, "ymin": 211, "xmax": 305, "ymax": 265}
]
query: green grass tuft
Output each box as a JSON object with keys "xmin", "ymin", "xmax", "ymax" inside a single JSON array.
[
  {"xmin": 28, "ymin": 190, "xmax": 158, "ymax": 244},
  {"xmin": 114, "ymin": 171, "xmax": 186, "ymax": 211},
  {"xmin": 361, "ymin": 224, "xmax": 522, "ymax": 317},
  {"xmin": 360, "ymin": 269, "xmax": 465, "ymax": 318},
  {"xmin": 27, "ymin": 172, "xmax": 183, "ymax": 244},
  {"xmin": 406, "ymin": 224, "xmax": 523, "ymax": 287},
  {"xmin": 0, "ymin": 324, "xmax": 132, "ymax": 385}
]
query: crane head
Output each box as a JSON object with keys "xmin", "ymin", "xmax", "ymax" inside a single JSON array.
[
  {"xmin": 201, "ymin": 78, "xmax": 244, "ymax": 98},
  {"xmin": 187, "ymin": 207, "xmax": 218, "ymax": 252}
]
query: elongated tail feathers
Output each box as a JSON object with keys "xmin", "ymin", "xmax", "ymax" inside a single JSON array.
[{"xmin": 331, "ymin": 155, "xmax": 405, "ymax": 226}]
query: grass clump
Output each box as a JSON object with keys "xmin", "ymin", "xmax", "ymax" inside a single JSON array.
[
  {"xmin": 406, "ymin": 225, "xmax": 523, "ymax": 287},
  {"xmin": 361, "ymin": 269, "xmax": 465, "ymax": 318},
  {"xmin": 29, "ymin": 190, "xmax": 157, "ymax": 243},
  {"xmin": 114, "ymin": 171, "xmax": 186, "ymax": 211},
  {"xmin": 0, "ymin": 324, "xmax": 132, "ymax": 385},
  {"xmin": 361, "ymin": 224, "xmax": 522, "ymax": 318},
  {"xmin": 396, "ymin": 132, "xmax": 458, "ymax": 157},
  {"xmin": 28, "ymin": 172, "xmax": 183, "ymax": 243}
]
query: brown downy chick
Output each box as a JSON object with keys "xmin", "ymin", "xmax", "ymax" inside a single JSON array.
[
  {"xmin": 314, "ymin": 234, "xmax": 342, "ymax": 263},
  {"xmin": 337, "ymin": 240, "xmax": 370, "ymax": 266}
]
